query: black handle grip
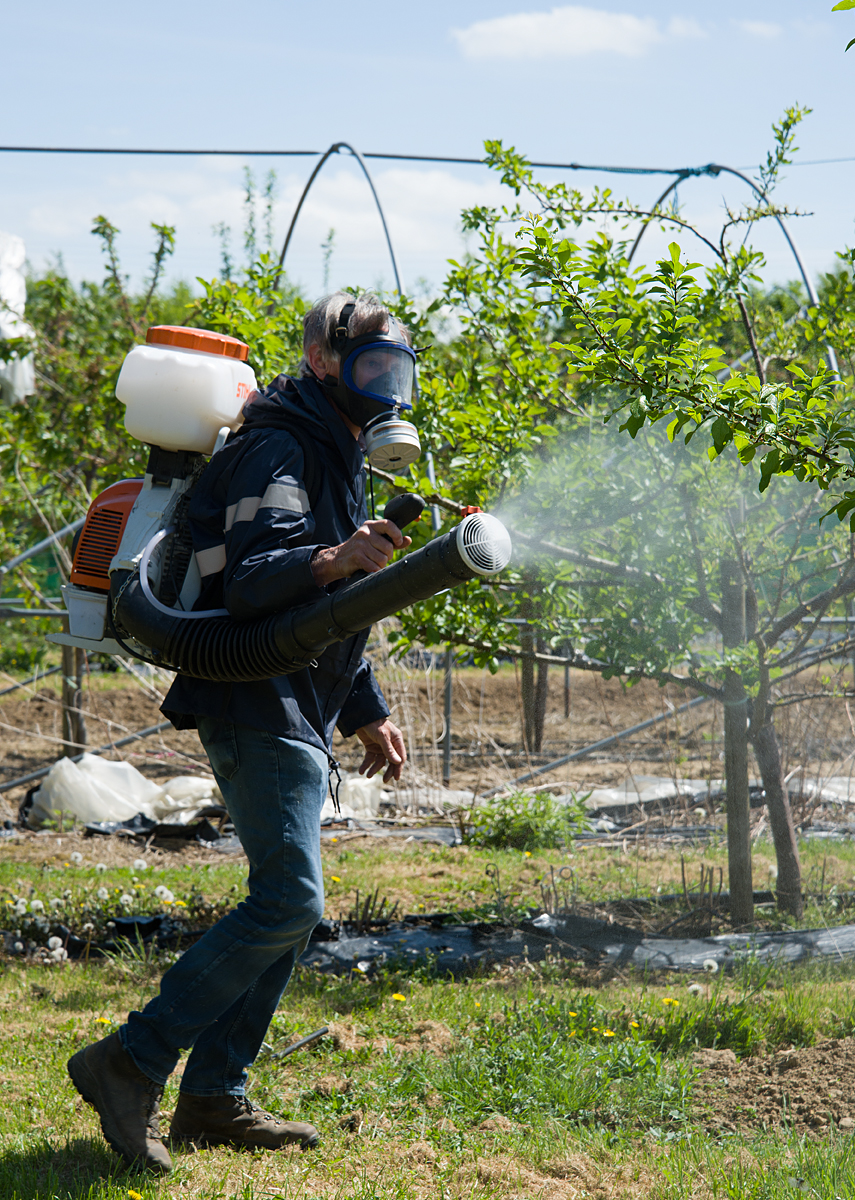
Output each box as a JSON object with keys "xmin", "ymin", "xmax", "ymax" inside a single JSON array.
[{"xmin": 383, "ymin": 492, "xmax": 426, "ymax": 532}]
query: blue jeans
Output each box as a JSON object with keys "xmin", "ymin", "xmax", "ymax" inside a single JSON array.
[{"xmin": 119, "ymin": 719, "xmax": 328, "ymax": 1095}]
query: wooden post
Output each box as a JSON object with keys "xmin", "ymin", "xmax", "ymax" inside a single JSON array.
[
  {"xmin": 564, "ymin": 649, "xmax": 571, "ymax": 720},
  {"xmin": 720, "ymin": 558, "xmax": 753, "ymax": 926},
  {"xmin": 442, "ymin": 646, "xmax": 453, "ymax": 788},
  {"xmin": 61, "ymin": 636, "xmax": 87, "ymax": 759}
]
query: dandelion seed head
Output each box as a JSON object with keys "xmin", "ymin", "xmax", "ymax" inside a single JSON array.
[
  {"xmin": 133, "ymin": 859, "xmax": 147, "ymax": 871},
  {"xmin": 119, "ymin": 894, "xmax": 133, "ymax": 907},
  {"xmin": 95, "ymin": 863, "xmax": 106, "ymax": 873},
  {"xmin": 12, "ymin": 942, "xmax": 23, "ymax": 954},
  {"xmin": 70, "ymin": 852, "xmax": 82, "ymax": 864},
  {"xmin": 49, "ymin": 898, "xmax": 62, "ymax": 908},
  {"xmin": 688, "ymin": 982, "xmax": 703, "ymax": 995},
  {"xmin": 47, "ymin": 936, "xmax": 62, "ymax": 951},
  {"xmin": 703, "ymin": 958, "xmax": 719, "ymax": 974},
  {"xmin": 96, "ymin": 887, "xmax": 109, "ymax": 901},
  {"xmin": 30, "ymin": 900, "xmax": 44, "ymax": 913}
]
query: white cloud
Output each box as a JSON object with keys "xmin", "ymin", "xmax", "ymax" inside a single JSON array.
[
  {"xmin": 451, "ymin": 6, "xmax": 704, "ymax": 61},
  {"xmin": 734, "ymin": 20, "xmax": 782, "ymax": 39}
]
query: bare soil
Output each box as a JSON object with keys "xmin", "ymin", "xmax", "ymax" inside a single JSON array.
[
  {"xmin": 693, "ymin": 1041, "xmax": 855, "ymax": 1135},
  {"xmin": 2, "ymin": 656, "xmax": 854, "ymax": 818}
]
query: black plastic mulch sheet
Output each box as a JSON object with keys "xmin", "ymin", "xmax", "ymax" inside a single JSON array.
[
  {"xmin": 298, "ymin": 912, "xmax": 855, "ymax": 976},
  {"xmin": 15, "ymin": 911, "xmax": 855, "ymax": 974}
]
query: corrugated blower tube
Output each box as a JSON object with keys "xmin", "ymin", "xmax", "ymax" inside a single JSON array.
[{"xmin": 110, "ymin": 512, "xmax": 512, "ymax": 684}]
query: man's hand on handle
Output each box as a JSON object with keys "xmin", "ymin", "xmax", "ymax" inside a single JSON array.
[
  {"xmin": 355, "ymin": 718, "xmax": 407, "ymax": 783},
  {"xmin": 311, "ymin": 520, "xmax": 411, "ymax": 587}
]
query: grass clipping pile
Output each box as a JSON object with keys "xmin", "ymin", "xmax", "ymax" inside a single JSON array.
[{"xmin": 694, "ymin": 1041, "xmax": 855, "ymax": 1135}]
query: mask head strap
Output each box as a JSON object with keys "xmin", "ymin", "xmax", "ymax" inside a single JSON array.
[{"xmin": 331, "ymin": 302, "xmax": 356, "ymax": 356}]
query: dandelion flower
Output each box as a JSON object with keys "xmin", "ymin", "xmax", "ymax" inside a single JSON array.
[
  {"xmin": 524, "ymin": 851, "xmax": 532, "ymax": 857},
  {"xmin": 391, "ymin": 993, "xmax": 406, "ymax": 1002},
  {"xmin": 128, "ymin": 1190, "xmax": 143, "ymax": 1200},
  {"xmin": 474, "ymin": 1001, "xmax": 481, "ymax": 1007},
  {"xmin": 603, "ymin": 1029, "xmax": 615, "ymax": 1037},
  {"xmin": 174, "ymin": 899, "xmax": 186, "ymax": 907},
  {"xmin": 133, "ymin": 859, "xmax": 147, "ymax": 871},
  {"xmin": 330, "ymin": 875, "xmax": 341, "ymax": 883},
  {"xmin": 70, "ymin": 852, "xmax": 82, "ymax": 864},
  {"xmin": 592, "ymin": 1026, "xmax": 599, "ymax": 1032},
  {"xmin": 568, "ymin": 1011, "xmax": 577, "ymax": 1017},
  {"xmin": 569, "ymin": 1030, "xmax": 577, "ymax": 1037},
  {"xmin": 47, "ymin": 936, "xmax": 62, "ymax": 951},
  {"xmin": 96, "ymin": 887, "xmax": 109, "ymax": 901},
  {"xmin": 331, "ymin": 837, "xmax": 338, "ymax": 843},
  {"xmin": 662, "ymin": 998, "xmax": 679, "ymax": 1007},
  {"xmin": 630, "ymin": 1021, "xmax": 639, "ymax": 1028},
  {"xmin": 703, "ymin": 958, "xmax": 719, "ymax": 974},
  {"xmin": 95, "ymin": 863, "xmax": 106, "ymax": 873},
  {"xmin": 96, "ymin": 1017, "xmax": 112, "ymax": 1025}
]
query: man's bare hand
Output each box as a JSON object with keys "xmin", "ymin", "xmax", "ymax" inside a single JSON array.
[
  {"xmin": 311, "ymin": 520, "xmax": 411, "ymax": 586},
  {"xmin": 355, "ymin": 718, "xmax": 407, "ymax": 783}
]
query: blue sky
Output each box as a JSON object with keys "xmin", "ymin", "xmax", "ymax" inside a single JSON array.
[{"xmin": 2, "ymin": 1, "xmax": 853, "ymax": 297}]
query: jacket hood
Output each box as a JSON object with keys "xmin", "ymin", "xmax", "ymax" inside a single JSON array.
[{"xmin": 234, "ymin": 373, "xmax": 364, "ymax": 477}]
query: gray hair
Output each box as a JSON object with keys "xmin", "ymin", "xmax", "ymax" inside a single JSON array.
[{"xmin": 299, "ymin": 291, "xmax": 410, "ymax": 377}]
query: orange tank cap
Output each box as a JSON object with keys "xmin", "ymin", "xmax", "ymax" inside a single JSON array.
[{"xmin": 146, "ymin": 325, "xmax": 249, "ymax": 362}]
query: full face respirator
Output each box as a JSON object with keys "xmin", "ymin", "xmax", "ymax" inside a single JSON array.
[
  {"xmin": 319, "ymin": 303, "xmax": 421, "ymax": 472},
  {"xmin": 49, "ymin": 324, "xmax": 512, "ymax": 683}
]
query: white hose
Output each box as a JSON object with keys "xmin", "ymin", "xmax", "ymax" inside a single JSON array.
[{"xmin": 138, "ymin": 527, "xmax": 229, "ymax": 620}]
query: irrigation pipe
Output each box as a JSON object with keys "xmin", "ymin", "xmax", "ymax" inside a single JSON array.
[
  {"xmin": 0, "ymin": 666, "xmax": 61, "ymax": 697},
  {"xmin": 0, "ymin": 517, "xmax": 85, "ymax": 578},
  {"xmin": 482, "ymin": 694, "xmax": 711, "ymax": 797},
  {"xmin": 0, "ymin": 720, "xmax": 173, "ymax": 794}
]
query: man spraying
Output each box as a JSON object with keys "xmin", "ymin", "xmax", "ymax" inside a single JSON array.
[{"xmin": 68, "ymin": 292, "xmax": 419, "ymax": 1173}]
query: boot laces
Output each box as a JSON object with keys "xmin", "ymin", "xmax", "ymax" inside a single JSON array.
[
  {"xmin": 144, "ymin": 1079, "xmax": 165, "ymax": 1140},
  {"xmin": 238, "ymin": 1096, "xmax": 283, "ymax": 1126}
]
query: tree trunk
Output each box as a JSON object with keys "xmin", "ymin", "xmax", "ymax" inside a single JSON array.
[
  {"xmin": 520, "ymin": 626, "xmax": 536, "ymax": 753},
  {"xmin": 61, "ymin": 641, "xmax": 87, "ymax": 758},
  {"xmin": 442, "ymin": 646, "xmax": 453, "ymax": 788},
  {"xmin": 534, "ymin": 636, "xmax": 549, "ymax": 753},
  {"xmin": 721, "ymin": 559, "xmax": 753, "ymax": 926},
  {"xmin": 750, "ymin": 718, "xmax": 803, "ymax": 918}
]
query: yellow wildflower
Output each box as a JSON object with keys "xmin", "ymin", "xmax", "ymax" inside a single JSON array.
[
  {"xmin": 128, "ymin": 1190, "xmax": 142, "ymax": 1200},
  {"xmin": 391, "ymin": 993, "xmax": 406, "ymax": 1002},
  {"xmin": 331, "ymin": 875, "xmax": 341, "ymax": 883},
  {"xmin": 630, "ymin": 1021, "xmax": 639, "ymax": 1028},
  {"xmin": 95, "ymin": 1017, "xmax": 112, "ymax": 1025},
  {"xmin": 603, "ymin": 1029, "xmax": 615, "ymax": 1037}
]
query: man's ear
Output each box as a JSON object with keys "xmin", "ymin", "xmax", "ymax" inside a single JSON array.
[{"xmin": 307, "ymin": 343, "xmax": 337, "ymax": 379}]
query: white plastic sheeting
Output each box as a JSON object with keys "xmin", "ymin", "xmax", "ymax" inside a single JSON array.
[
  {"xmin": 28, "ymin": 754, "xmax": 220, "ymax": 829},
  {"xmin": 0, "ymin": 231, "xmax": 35, "ymax": 403}
]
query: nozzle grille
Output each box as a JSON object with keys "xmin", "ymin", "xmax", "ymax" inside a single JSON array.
[{"xmin": 456, "ymin": 513, "xmax": 512, "ymax": 576}]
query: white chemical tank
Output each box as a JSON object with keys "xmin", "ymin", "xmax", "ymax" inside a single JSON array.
[{"xmin": 116, "ymin": 325, "xmax": 258, "ymax": 453}]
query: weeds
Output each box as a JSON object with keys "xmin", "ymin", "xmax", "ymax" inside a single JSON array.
[{"xmin": 462, "ymin": 790, "xmax": 589, "ymax": 851}]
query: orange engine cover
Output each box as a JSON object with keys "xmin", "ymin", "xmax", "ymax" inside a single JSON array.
[{"xmin": 70, "ymin": 479, "xmax": 143, "ymax": 592}]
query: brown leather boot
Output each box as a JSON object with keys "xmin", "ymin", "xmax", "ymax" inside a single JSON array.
[
  {"xmin": 169, "ymin": 1093, "xmax": 319, "ymax": 1151},
  {"xmin": 67, "ymin": 1031, "xmax": 172, "ymax": 1174}
]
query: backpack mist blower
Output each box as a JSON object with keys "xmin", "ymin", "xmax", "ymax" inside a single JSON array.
[{"xmin": 49, "ymin": 326, "xmax": 512, "ymax": 682}]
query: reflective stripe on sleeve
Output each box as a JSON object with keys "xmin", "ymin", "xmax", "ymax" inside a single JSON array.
[
  {"xmin": 196, "ymin": 544, "xmax": 227, "ymax": 577},
  {"xmin": 224, "ymin": 482, "xmax": 310, "ymax": 531}
]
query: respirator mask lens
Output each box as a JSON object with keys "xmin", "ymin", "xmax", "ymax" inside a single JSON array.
[{"xmin": 343, "ymin": 342, "xmax": 415, "ymax": 409}]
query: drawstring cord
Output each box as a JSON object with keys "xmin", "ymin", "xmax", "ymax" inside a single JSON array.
[
  {"xmin": 329, "ymin": 759, "xmax": 343, "ymax": 816},
  {"xmin": 368, "ymin": 464, "xmax": 376, "ymax": 519}
]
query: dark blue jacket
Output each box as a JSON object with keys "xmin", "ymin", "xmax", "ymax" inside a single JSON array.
[{"xmin": 161, "ymin": 373, "xmax": 390, "ymax": 753}]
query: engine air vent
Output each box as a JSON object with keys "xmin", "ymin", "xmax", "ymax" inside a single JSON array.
[{"xmin": 71, "ymin": 479, "xmax": 143, "ymax": 592}]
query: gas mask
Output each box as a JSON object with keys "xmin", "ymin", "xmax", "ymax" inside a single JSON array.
[{"xmin": 321, "ymin": 303, "xmax": 421, "ymax": 471}]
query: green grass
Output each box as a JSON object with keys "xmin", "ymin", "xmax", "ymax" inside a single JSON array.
[{"xmin": 3, "ymin": 838, "xmax": 855, "ymax": 1196}]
